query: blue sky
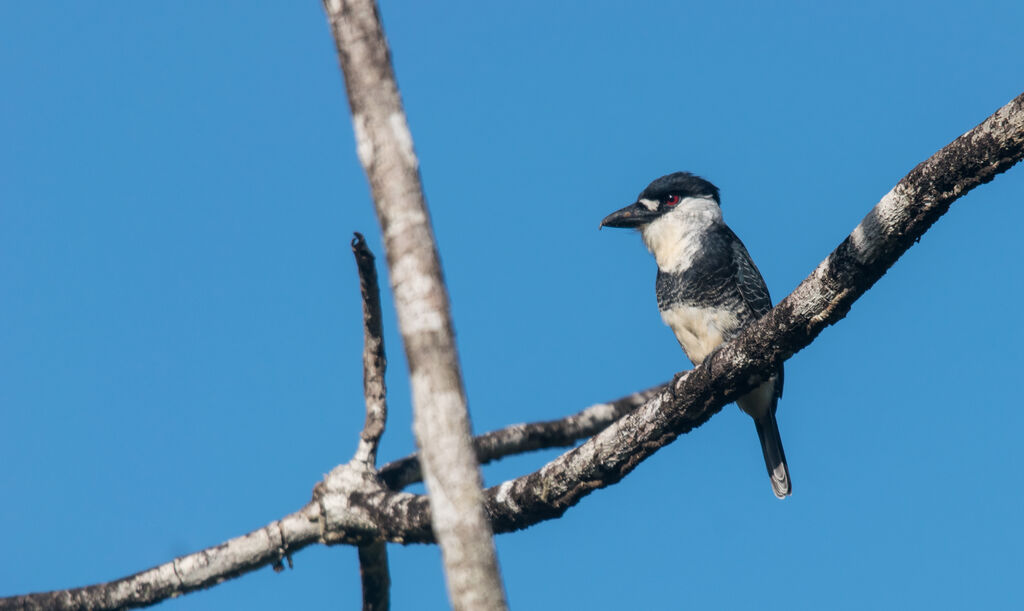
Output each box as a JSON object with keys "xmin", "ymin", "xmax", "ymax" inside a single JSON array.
[{"xmin": 3, "ymin": 1, "xmax": 1023, "ymax": 609}]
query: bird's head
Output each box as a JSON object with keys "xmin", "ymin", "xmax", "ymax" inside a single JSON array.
[{"xmin": 599, "ymin": 172, "xmax": 720, "ymax": 230}]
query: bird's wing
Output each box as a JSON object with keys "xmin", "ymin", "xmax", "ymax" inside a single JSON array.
[
  {"xmin": 725, "ymin": 228, "xmax": 773, "ymax": 319},
  {"xmin": 724, "ymin": 226, "xmax": 783, "ymax": 400}
]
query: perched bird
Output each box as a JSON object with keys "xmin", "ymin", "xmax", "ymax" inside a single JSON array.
[{"xmin": 600, "ymin": 172, "xmax": 791, "ymax": 498}]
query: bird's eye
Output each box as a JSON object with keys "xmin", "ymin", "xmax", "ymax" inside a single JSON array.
[{"xmin": 665, "ymin": 195, "xmax": 681, "ymax": 206}]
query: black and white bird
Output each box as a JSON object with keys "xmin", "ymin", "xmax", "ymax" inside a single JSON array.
[{"xmin": 600, "ymin": 172, "xmax": 791, "ymax": 498}]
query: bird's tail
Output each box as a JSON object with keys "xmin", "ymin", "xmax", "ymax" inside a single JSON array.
[{"xmin": 754, "ymin": 412, "xmax": 791, "ymax": 499}]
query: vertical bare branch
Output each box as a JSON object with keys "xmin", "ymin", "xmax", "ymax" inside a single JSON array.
[
  {"xmin": 322, "ymin": 1, "xmax": 508, "ymax": 609},
  {"xmin": 349, "ymin": 232, "xmax": 391, "ymax": 610},
  {"xmin": 357, "ymin": 541, "xmax": 390, "ymax": 611},
  {"xmin": 351, "ymin": 232, "xmax": 388, "ymax": 467}
]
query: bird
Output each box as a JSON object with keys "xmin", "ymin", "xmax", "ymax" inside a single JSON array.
[{"xmin": 600, "ymin": 172, "xmax": 791, "ymax": 498}]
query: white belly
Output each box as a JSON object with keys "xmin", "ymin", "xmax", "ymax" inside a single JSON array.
[
  {"xmin": 659, "ymin": 304, "xmax": 740, "ymax": 365},
  {"xmin": 662, "ymin": 304, "xmax": 776, "ymax": 416}
]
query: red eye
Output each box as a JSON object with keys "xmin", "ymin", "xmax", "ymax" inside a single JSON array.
[{"xmin": 665, "ymin": 194, "xmax": 681, "ymax": 206}]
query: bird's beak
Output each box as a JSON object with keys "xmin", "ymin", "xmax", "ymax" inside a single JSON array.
[{"xmin": 599, "ymin": 202, "xmax": 657, "ymax": 229}]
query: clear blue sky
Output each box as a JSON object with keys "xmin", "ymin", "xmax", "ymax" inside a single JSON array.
[{"xmin": 3, "ymin": 2, "xmax": 1023, "ymax": 609}]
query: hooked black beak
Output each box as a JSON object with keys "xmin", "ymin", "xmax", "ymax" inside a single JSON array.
[{"xmin": 599, "ymin": 202, "xmax": 657, "ymax": 229}]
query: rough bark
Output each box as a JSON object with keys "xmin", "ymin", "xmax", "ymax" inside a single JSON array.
[
  {"xmin": 350, "ymin": 232, "xmax": 391, "ymax": 609},
  {"xmin": 400, "ymin": 92, "xmax": 1024, "ymax": 538},
  {"xmin": 2, "ymin": 89, "xmax": 1020, "ymax": 611},
  {"xmin": 351, "ymin": 232, "xmax": 388, "ymax": 468},
  {"xmin": 321, "ymin": 1, "xmax": 507, "ymax": 609}
]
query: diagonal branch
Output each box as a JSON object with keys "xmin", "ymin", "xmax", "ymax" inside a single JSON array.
[
  {"xmin": 322, "ymin": 1, "xmax": 508, "ymax": 609},
  {"xmin": 4, "ymin": 93, "xmax": 1021, "ymax": 611},
  {"xmin": 0, "ymin": 504, "xmax": 325, "ymax": 611},
  {"xmin": 378, "ymin": 91, "xmax": 1024, "ymax": 538}
]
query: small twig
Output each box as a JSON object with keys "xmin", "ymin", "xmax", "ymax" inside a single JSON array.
[
  {"xmin": 351, "ymin": 232, "xmax": 388, "ymax": 467},
  {"xmin": 349, "ymin": 232, "xmax": 391, "ymax": 609},
  {"xmin": 379, "ymin": 386, "xmax": 662, "ymax": 490}
]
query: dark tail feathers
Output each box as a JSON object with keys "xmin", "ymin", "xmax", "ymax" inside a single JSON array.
[{"xmin": 754, "ymin": 412, "xmax": 791, "ymax": 499}]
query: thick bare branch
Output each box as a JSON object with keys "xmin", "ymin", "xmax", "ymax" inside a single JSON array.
[
  {"xmin": 351, "ymin": 232, "xmax": 388, "ymax": 467},
  {"xmin": 379, "ymin": 387, "xmax": 662, "ymax": 490},
  {"xmin": 322, "ymin": 1, "xmax": 507, "ymax": 609},
  {"xmin": 364, "ymin": 90, "xmax": 1024, "ymax": 542},
  {"xmin": 6, "ymin": 93, "xmax": 1021, "ymax": 611},
  {"xmin": 378, "ymin": 91, "xmax": 1024, "ymax": 539}
]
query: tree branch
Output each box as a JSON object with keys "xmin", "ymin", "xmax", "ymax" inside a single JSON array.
[
  {"xmin": 351, "ymin": 232, "xmax": 388, "ymax": 468},
  {"xmin": 322, "ymin": 1, "xmax": 508, "ymax": 609},
  {"xmin": 379, "ymin": 386, "xmax": 663, "ymax": 490},
  {"xmin": 359, "ymin": 90, "xmax": 1024, "ymax": 544},
  {"xmin": 357, "ymin": 541, "xmax": 390, "ymax": 611},
  {"xmin": 349, "ymin": 232, "xmax": 391, "ymax": 609},
  {"xmin": 453, "ymin": 91, "xmax": 1024, "ymax": 536},
  {"xmin": 4, "ymin": 92, "xmax": 1020, "ymax": 611},
  {"xmin": 0, "ymin": 504, "xmax": 324, "ymax": 611}
]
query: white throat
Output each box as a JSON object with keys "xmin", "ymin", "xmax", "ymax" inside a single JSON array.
[{"xmin": 640, "ymin": 197, "xmax": 722, "ymax": 272}]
